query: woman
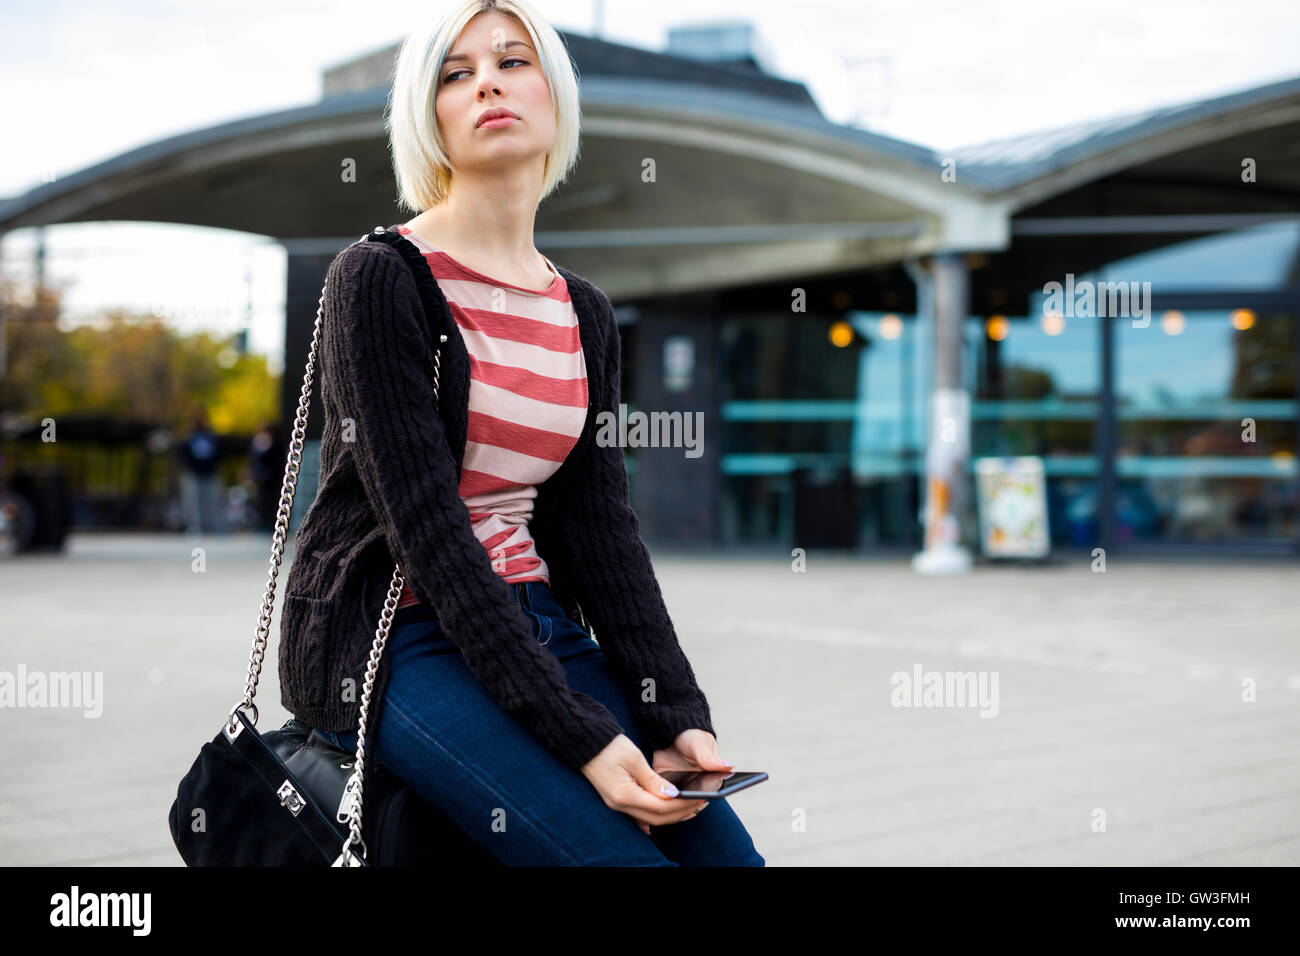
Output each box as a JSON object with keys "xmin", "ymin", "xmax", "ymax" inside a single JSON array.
[{"xmin": 280, "ymin": 0, "xmax": 764, "ymax": 866}]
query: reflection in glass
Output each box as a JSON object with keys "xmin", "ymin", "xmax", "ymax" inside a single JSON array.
[
  {"xmin": 1116, "ymin": 309, "xmax": 1298, "ymax": 542},
  {"xmin": 966, "ymin": 312, "xmax": 1099, "ymax": 544}
]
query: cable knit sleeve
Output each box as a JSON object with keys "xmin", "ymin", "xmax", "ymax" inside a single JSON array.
[
  {"xmin": 554, "ymin": 287, "xmax": 716, "ymax": 752},
  {"xmin": 322, "ymin": 241, "xmax": 625, "ymax": 771}
]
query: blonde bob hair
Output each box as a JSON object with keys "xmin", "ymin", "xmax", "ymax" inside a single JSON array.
[{"xmin": 387, "ymin": 0, "xmax": 582, "ymax": 213}]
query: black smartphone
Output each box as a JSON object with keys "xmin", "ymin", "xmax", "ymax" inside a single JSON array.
[{"xmin": 658, "ymin": 770, "xmax": 768, "ymax": 799}]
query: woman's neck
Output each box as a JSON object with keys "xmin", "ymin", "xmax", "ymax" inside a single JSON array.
[{"xmin": 406, "ymin": 205, "xmax": 553, "ymax": 290}]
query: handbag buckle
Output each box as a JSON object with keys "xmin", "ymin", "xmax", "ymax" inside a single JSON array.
[{"xmin": 277, "ymin": 780, "xmax": 306, "ymax": 816}]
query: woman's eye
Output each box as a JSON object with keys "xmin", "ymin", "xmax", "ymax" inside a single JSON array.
[{"xmin": 444, "ymin": 57, "xmax": 528, "ymax": 84}]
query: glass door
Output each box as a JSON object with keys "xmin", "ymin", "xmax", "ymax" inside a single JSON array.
[
  {"xmin": 965, "ymin": 311, "xmax": 1101, "ymax": 547},
  {"xmin": 1113, "ymin": 304, "xmax": 1298, "ymax": 545}
]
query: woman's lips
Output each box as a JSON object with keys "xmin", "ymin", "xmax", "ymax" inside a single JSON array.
[{"xmin": 479, "ymin": 116, "xmax": 518, "ymax": 129}]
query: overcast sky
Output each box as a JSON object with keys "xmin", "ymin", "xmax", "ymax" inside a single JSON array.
[{"xmin": 2, "ymin": 0, "xmax": 1298, "ymax": 369}]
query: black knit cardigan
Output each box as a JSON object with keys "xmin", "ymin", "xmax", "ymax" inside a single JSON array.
[{"xmin": 277, "ymin": 227, "xmax": 715, "ymax": 771}]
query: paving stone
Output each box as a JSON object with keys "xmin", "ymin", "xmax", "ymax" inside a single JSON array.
[{"xmin": 1, "ymin": 535, "xmax": 1296, "ymax": 866}]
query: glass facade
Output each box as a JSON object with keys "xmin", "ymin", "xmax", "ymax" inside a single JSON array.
[
  {"xmin": 964, "ymin": 309, "xmax": 1101, "ymax": 547},
  {"xmin": 718, "ymin": 222, "xmax": 1300, "ymax": 551},
  {"xmin": 1114, "ymin": 307, "xmax": 1297, "ymax": 543},
  {"xmin": 719, "ymin": 310, "xmax": 926, "ymax": 547},
  {"xmin": 1091, "ymin": 222, "xmax": 1297, "ymax": 546}
]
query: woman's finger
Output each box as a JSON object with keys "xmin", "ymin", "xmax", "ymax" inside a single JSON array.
[
  {"xmin": 619, "ymin": 798, "xmax": 708, "ymax": 829},
  {"xmin": 617, "ymin": 785, "xmax": 700, "ymax": 821}
]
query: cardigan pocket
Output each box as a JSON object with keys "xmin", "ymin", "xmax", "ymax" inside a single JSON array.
[
  {"xmin": 306, "ymin": 526, "xmax": 386, "ymax": 604},
  {"xmin": 309, "ymin": 543, "xmax": 344, "ymax": 568},
  {"xmin": 282, "ymin": 593, "xmax": 333, "ymax": 707}
]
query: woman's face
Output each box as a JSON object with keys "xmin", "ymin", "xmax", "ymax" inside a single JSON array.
[{"xmin": 435, "ymin": 11, "xmax": 556, "ymax": 180}]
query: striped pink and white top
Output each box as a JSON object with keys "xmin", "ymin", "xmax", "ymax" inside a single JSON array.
[{"xmin": 394, "ymin": 224, "xmax": 588, "ymax": 609}]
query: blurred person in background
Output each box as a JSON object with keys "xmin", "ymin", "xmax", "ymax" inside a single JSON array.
[
  {"xmin": 177, "ymin": 408, "xmax": 223, "ymax": 534},
  {"xmin": 247, "ymin": 421, "xmax": 284, "ymax": 531}
]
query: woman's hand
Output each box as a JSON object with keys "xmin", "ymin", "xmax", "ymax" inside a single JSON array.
[
  {"xmin": 651, "ymin": 728, "xmax": 734, "ymax": 775},
  {"xmin": 579, "ymin": 733, "xmax": 710, "ymax": 836}
]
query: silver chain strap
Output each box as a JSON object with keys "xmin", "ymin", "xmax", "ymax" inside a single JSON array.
[{"xmin": 226, "ymin": 226, "xmax": 447, "ymax": 867}]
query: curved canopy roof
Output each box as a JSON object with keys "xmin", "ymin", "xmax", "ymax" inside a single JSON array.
[
  {"xmin": 0, "ymin": 30, "xmax": 1000, "ymax": 299},
  {"xmin": 2, "ymin": 29, "xmax": 1298, "ymax": 300}
]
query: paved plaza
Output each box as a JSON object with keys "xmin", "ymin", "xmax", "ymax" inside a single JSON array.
[{"xmin": 2, "ymin": 532, "xmax": 1298, "ymax": 866}]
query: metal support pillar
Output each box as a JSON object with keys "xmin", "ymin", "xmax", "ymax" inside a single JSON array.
[{"xmin": 910, "ymin": 252, "xmax": 973, "ymax": 573}]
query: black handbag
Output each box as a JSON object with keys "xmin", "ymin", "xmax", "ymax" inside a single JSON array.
[{"xmin": 168, "ymin": 225, "xmax": 501, "ymax": 867}]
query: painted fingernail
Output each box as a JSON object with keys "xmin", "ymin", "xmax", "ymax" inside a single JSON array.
[{"xmin": 660, "ymin": 783, "xmax": 679, "ymax": 796}]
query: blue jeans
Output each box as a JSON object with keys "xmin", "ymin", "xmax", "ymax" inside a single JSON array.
[{"xmin": 315, "ymin": 580, "xmax": 765, "ymax": 867}]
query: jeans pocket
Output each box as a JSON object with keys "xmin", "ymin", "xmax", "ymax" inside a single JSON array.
[{"xmin": 514, "ymin": 584, "xmax": 549, "ymax": 644}]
